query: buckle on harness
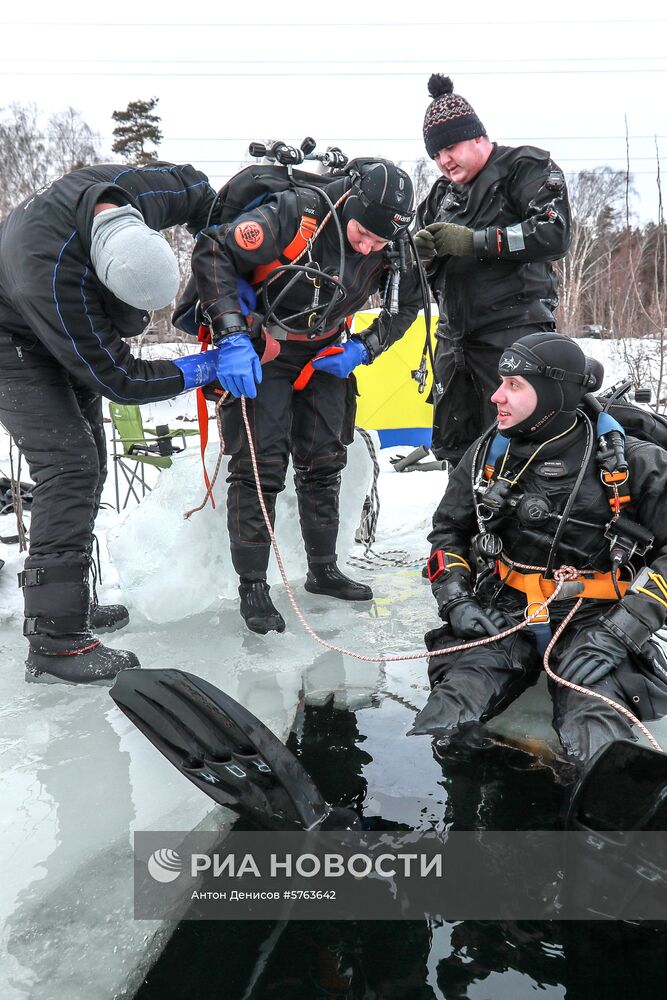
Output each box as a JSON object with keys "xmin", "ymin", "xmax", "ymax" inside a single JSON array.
[
  {"xmin": 525, "ymin": 600, "xmax": 550, "ymax": 624},
  {"xmin": 601, "ymin": 469, "xmax": 629, "ymax": 486},
  {"xmin": 23, "ymin": 617, "xmax": 39, "ymax": 636},
  {"xmin": 18, "ymin": 568, "xmax": 43, "ymax": 588}
]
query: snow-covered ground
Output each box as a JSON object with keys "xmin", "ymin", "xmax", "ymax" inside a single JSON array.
[{"xmin": 1, "ymin": 337, "xmax": 666, "ymax": 999}]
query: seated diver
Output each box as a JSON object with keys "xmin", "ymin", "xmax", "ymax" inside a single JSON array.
[{"xmin": 411, "ymin": 332, "xmax": 667, "ymax": 763}]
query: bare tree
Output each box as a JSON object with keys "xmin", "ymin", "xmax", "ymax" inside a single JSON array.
[
  {"xmin": 47, "ymin": 107, "xmax": 102, "ymax": 174},
  {"xmin": 0, "ymin": 103, "xmax": 48, "ymax": 217},
  {"xmin": 409, "ymin": 156, "xmax": 440, "ymax": 211},
  {"xmin": 146, "ymin": 225, "xmax": 196, "ymax": 346},
  {"xmin": 609, "ymin": 141, "xmax": 667, "ymax": 410},
  {"xmin": 556, "ymin": 167, "xmax": 628, "ymax": 337},
  {"xmin": 0, "ymin": 102, "xmax": 104, "ymax": 218}
]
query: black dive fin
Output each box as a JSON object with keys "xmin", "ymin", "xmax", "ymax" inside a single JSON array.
[
  {"xmin": 567, "ymin": 739, "xmax": 667, "ymax": 832},
  {"xmin": 110, "ymin": 668, "xmax": 358, "ymax": 831},
  {"xmin": 563, "ymin": 739, "xmax": 667, "ymax": 920}
]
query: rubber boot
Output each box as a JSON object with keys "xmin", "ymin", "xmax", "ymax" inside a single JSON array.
[
  {"xmin": 20, "ymin": 557, "xmax": 140, "ymax": 684},
  {"xmin": 238, "ymin": 579, "xmax": 286, "ymax": 635},
  {"xmin": 304, "ymin": 559, "xmax": 373, "ymax": 601},
  {"xmin": 90, "ymin": 600, "xmax": 130, "ymax": 633}
]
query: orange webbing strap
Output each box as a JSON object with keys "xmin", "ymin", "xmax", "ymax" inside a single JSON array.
[
  {"xmin": 601, "ymin": 469, "xmax": 632, "ymax": 513},
  {"xmin": 497, "ymin": 559, "xmax": 629, "ymax": 622},
  {"xmin": 196, "ymin": 324, "xmax": 215, "ymax": 509},
  {"xmin": 251, "ymin": 214, "xmax": 318, "ymax": 285},
  {"xmin": 194, "ymin": 327, "xmax": 282, "ymax": 505},
  {"xmin": 293, "ymin": 346, "xmax": 344, "ymax": 391}
]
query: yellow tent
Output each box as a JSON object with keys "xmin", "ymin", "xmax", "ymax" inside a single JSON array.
[{"xmin": 352, "ymin": 309, "xmax": 437, "ymax": 447}]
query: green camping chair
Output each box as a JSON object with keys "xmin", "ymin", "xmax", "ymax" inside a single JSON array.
[{"xmin": 109, "ymin": 403, "xmax": 199, "ymax": 510}]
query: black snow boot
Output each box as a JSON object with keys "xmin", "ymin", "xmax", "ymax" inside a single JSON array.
[
  {"xmin": 20, "ymin": 556, "xmax": 140, "ymax": 684},
  {"xmin": 304, "ymin": 560, "xmax": 373, "ymax": 602},
  {"xmin": 90, "ymin": 600, "xmax": 130, "ymax": 633},
  {"xmin": 239, "ymin": 579, "xmax": 286, "ymax": 635},
  {"xmin": 25, "ymin": 634, "xmax": 140, "ymax": 685}
]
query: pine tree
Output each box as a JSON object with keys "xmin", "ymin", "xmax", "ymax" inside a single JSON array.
[{"xmin": 111, "ymin": 97, "xmax": 162, "ymax": 165}]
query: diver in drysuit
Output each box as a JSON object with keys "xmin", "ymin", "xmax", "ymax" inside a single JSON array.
[
  {"xmin": 411, "ymin": 332, "xmax": 667, "ymax": 763},
  {"xmin": 179, "ymin": 158, "xmax": 422, "ymax": 635}
]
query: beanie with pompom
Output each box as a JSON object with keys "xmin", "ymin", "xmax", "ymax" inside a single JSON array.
[{"xmin": 422, "ymin": 74, "xmax": 486, "ymax": 158}]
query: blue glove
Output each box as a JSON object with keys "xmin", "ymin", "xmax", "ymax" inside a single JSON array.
[
  {"xmin": 236, "ymin": 275, "xmax": 257, "ymax": 316},
  {"xmin": 173, "ymin": 351, "xmax": 220, "ymax": 391},
  {"xmin": 311, "ymin": 338, "xmax": 369, "ymax": 378},
  {"xmin": 215, "ymin": 333, "xmax": 262, "ymax": 398}
]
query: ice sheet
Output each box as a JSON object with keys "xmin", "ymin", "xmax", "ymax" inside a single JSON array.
[
  {"xmin": 2, "ymin": 337, "xmax": 666, "ymax": 998},
  {"xmin": 0, "ymin": 428, "xmax": 405, "ymax": 1000},
  {"xmin": 106, "ymin": 433, "xmax": 374, "ymax": 623}
]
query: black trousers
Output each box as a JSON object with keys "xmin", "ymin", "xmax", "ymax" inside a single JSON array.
[
  {"xmin": 219, "ymin": 340, "xmax": 357, "ymax": 579},
  {"xmin": 431, "ymin": 323, "xmax": 555, "ymax": 465},
  {"xmin": 0, "ymin": 334, "xmax": 106, "ymax": 572},
  {"xmin": 412, "ymin": 605, "xmax": 667, "ymax": 763}
]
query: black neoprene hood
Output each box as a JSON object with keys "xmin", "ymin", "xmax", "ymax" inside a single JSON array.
[
  {"xmin": 498, "ymin": 332, "xmax": 596, "ymax": 439},
  {"xmin": 346, "ymin": 161, "xmax": 415, "ymax": 240}
]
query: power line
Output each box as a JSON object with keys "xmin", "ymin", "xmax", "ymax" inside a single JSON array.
[
  {"xmin": 181, "ymin": 157, "xmax": 667, "ymax": 166},
  {"xmin": 2, "ymin": 68, "xmax": 666, "ymax": 77},
  {"xmin": 155, "ymin": 136, "xmax": 667, "ymax": 143},
  {"xmin": 2, "ymin": 18, "xmax": 666, "ymax": 26},
  {"xmin": 3, "ymin": 56, "xmax": 667, "ymax": 65}
]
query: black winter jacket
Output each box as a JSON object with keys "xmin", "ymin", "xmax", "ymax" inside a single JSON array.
[
  {"xmin": 187, "ymin": 175, "xmax": 422, "ymax": 353},
  {"xmin": 0, "ymin": 162, "xmax": 216, "ymax": 403},
  {"xmin": 417, "ymin": 145, "xmax": 571, "ymax": 341},
  {"xmin": 429, "ymin": 419, "xmax": 667, "ymax": 638}
]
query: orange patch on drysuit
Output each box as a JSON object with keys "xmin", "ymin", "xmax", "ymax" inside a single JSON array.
[{"xmin": 234, "ymin": 221, "xmax": 265, "ymax": 250}]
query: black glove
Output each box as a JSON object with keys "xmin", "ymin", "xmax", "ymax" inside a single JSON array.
[
  {"xmin": 556, "ymin": 625, "xmax": 629, "ymax": 687},
  {"xmin": 433, "ymin": 569, "xmax": 504, "ymax": 639},
  {"xmin": 424, "ymin": 222, "xmax": 475, "ymax": 257},
  {"xmin": 445, "ymin": 599, "xmax": 505, "ymax": 639},
  {"xmin": 414, "ymin": 228, "xmax": 437, "ymax": 260}
]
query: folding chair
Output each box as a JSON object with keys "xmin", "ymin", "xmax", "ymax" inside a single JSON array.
[{"xmin": 108, "ymin": 403, "xmax": 199, "ymax": 510}]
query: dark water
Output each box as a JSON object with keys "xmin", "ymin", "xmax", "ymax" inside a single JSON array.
[{"xmin": 137, "ymin": 688, "xmax": 666, "ymax": 999}]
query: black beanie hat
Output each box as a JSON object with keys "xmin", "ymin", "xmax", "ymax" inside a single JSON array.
[
  {"xmin": 345, "ymin": 161, "xmax": 415, "ymax": 240},
  {"xmin": 497, "ymin": 333, "xmax": 598, "ymax": 440},
  {"xmin": 423, "ymin": 74, "xmax": 486, "ymax": 159}
]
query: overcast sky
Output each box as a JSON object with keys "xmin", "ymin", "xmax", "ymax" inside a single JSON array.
[{"xmin": 2, "ymin": 0, "xmax": 666, "ymax": 221}]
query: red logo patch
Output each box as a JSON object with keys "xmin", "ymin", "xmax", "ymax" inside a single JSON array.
[{"xmin": 234, "ymin": 221, "xmax": 264, "ymax": 250}]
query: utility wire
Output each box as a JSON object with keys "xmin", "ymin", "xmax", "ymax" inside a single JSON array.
[
  {"xmin": 157, "ymin": 157, "xmax": 667, "ymax": 165},
  {"xmin": 3, "ymin": 56, "xmax": 667, "ymax": 65},
  {"xmin": 2, "ymin": 18, "xmax": 666, "ymax": 26},
  {"xmin": 150, "ymin": 135, "xmax": 667, "ymax": 142},
  {"xmin": 1, "ymin": 68, "xmax": 666, "ymax": 77}
]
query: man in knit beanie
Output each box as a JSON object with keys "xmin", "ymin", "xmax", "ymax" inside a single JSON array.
[{"xmin": 415, "ymin": 74, "xmax": 571, "ymax": 467}]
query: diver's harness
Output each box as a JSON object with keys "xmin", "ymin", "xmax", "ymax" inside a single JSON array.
[
  {"xmin": 200, "ymin": 138, "xmax": 422, "ymax": 350},
  {"xmin": 191, "ymin": 138, "xmax": 430, "ymax": 493}
]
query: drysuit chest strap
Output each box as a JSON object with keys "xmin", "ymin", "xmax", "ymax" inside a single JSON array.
[{"xmin": 251, "ymin": 212, "xmax": 319, "ymax": 285}]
